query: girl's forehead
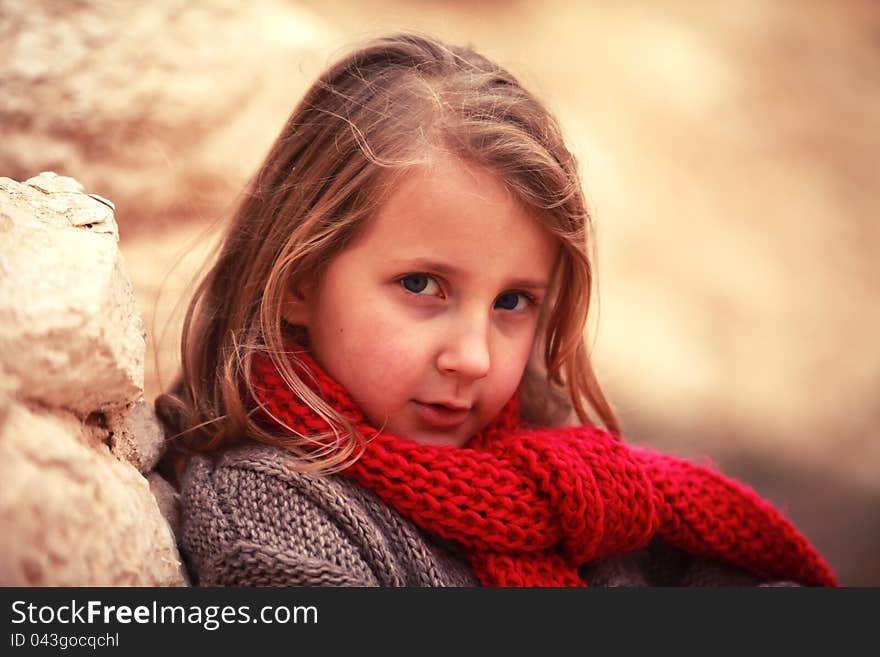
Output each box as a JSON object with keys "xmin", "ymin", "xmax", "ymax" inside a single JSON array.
[
  {"xmin": 375, "ymin": 156, "xmax": 524, "ymax": 232},
  {"xmin": 350, "ymin": 155, "xmax": 558, "ymax": 278}
]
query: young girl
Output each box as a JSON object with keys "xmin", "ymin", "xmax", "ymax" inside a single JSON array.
[{"xmin": 157, "ymin": 33, "xmax": 837, "ymax": 587}]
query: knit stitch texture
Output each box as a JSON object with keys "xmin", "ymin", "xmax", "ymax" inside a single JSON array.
[
  {"xmin": 179, "ymin": 444, "xmax": 774, "ymax": 586},
  {"xmin": 248, "ymin": 348, "xmax": 837, "ymax": 587}
]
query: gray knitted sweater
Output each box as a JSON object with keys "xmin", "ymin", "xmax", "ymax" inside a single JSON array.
[{"xmin": 179, "ymin": 443, "xmax": 769, "ymax": 587}]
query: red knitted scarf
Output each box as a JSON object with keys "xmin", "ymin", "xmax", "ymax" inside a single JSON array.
[{"xmin": 250, "ymin": 349, "xmax": 837, "ymax": 587}]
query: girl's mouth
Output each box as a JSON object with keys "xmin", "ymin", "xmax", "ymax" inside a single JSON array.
[{"xmin": 411, "ymin": 400, "xmax": 471, "ymax": 428}]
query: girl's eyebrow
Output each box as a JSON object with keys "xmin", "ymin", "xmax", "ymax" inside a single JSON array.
[{"xmin": 388, "ymin": 258, "xmax": 549, "ymax": 291}]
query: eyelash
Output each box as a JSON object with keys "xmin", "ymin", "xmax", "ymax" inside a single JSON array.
[{"xmin": 397, "ymin": 273, "xmax": 538, "ymax": 312}]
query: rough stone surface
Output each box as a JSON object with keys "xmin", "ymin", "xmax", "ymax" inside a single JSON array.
[
  {"xmin": 110, "ymin": 399, "xmax": 166, "ymax": 474},
  {"xmin": 0, "ymin": 172, "xmax": 143, "ymax": 416},
  {"xmin": 0, "ymin": 173, "xmax": 185, "ymax": 585},
  {"xmin": 0, "ymin": 396, "xmax": 187, "ymax": 586}
]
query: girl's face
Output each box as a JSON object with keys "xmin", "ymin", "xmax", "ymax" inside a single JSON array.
[{"xmin": 284, "ymin": 154, "xmax": 558, "ymax": 446}]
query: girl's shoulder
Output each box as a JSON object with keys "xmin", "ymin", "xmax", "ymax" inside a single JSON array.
[
  {"xmin": 181, "ymin": 442, "xmax": 410, "ymax": 532},
  {"xmin": 178, "ymin": 442, "xmax": 477, "ymax": 587},
  {"xmin": 182, "ymin": 442, "xmax": 346, "ymax": 501}
]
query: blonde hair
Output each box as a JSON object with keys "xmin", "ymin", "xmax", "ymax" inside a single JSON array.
[{"xmin": 156, "ymin": 32, "xmax": 620, "ymax": 475}]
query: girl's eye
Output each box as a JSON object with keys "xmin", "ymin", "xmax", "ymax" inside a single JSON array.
[
  {"xmin": 400, "ymin": 274, "xmax": 441, "ymax": 296},
  {"xmin": 495, "ymin": 292, "xmax": 532, "ymax": 312}
]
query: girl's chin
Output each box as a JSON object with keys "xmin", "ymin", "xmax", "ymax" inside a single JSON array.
[{"xmin": 397, "ymin": 427, "xmax": 472, "ymax": 448}]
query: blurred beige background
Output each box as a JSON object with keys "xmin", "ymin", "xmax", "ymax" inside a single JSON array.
[{"xmin": 2, "ymin": 0, "xmax": 877, "ymax": 584}]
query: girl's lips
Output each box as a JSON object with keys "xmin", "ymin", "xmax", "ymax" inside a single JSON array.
[{"xmin": 411, "ymin": 400, "xmax": 471, "ymax": 428}]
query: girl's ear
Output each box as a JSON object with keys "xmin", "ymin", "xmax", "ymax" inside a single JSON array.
[{"xmin": 280, "ymin": 280, "xmax": 312, "ymax": 327}]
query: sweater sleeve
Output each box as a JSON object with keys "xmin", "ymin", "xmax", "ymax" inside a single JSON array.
[{"xmin": 178, "ymin": 450, "xmax": 385, "ymax": 587}]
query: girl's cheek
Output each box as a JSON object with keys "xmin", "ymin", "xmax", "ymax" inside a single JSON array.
[
  {"xmin": 497, "ymin": 339, "xmax": 535, "ymax": 389},
  {"xmin": 360, "ymin": 312, "xmax": 425, "ymax": 365}
]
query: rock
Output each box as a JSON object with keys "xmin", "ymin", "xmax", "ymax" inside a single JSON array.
[
  {"xmin": 0, "ymin": 173, "xmax": 185, "ymax": 585},
  {"xmin": 110, "ymin": 399, "xmax": 167, "ymax": 474},
  {"xmin": 0, "ymin": 174, "xmax": 143, "ymax": 416},
  {"xmin": 0, "ymin": 396, "xmax": 187, "ymax": 586}
]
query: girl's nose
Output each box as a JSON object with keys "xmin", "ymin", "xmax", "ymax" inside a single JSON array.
[{"xmin": 436, "ymin": 324, "xmax": 491, "ymax": 381}]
